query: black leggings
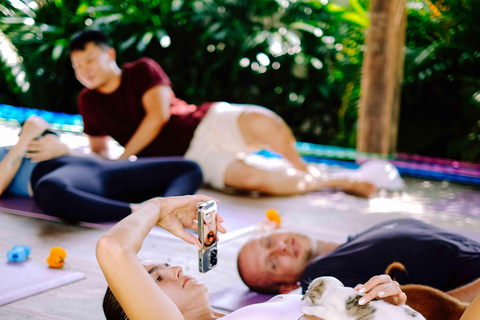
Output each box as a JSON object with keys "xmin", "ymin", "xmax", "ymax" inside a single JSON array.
[{"xmin": 30, "ymin": 156, "xmax": 202, "ymax": 222}]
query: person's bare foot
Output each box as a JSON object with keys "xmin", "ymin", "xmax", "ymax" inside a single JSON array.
[
  {"xmin": 339, "ymin": 179, "xmax": 377, "ymax": 198},
  {"xmin": 286, "ymin": 157, "xmax": 308, "ymax": 172}
]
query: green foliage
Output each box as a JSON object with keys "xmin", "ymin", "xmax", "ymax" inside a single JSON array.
[
  {"xmin": 399, "ymin": 0, "xmax": 480, "ymax": 161},
  {"xmin": 0, "ymin": 0, "xmax": 96, "ymax": 111},
  {"xmin": 0, "ymin": 0, "xmax": 367, "ymax": 147},
  {"xmin": 1, "ymin": 0, "xmax": 480, "ymax": 161}
]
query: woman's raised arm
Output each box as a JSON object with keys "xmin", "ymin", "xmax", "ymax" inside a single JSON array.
[{"xmin": 96, "ymin": 195, "xmax": 224, "ymax": 320}]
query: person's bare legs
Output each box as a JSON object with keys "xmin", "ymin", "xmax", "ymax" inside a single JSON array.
[
  {"xmin": 235, "ymin": 109, "xmax": 376, "ymax": 197},
  {"xmin": 238, "ymin": 109, "xmax": 308, "ymax": 172},
  {"xmin": 224, "ymin": 160, "xmax": 377, "ymax": 197}
]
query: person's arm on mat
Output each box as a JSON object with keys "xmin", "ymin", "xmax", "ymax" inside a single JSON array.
[
  {"xmin": 0, "ymin": 116, "xmax": 49, "ymax": 195},
  {"xmin": 118, "ymin": 85, "xmax": 172, "ymax": 160},
  {"xmin": 96, "ymin": 195, "xmax": 226, "ymax": 320}
]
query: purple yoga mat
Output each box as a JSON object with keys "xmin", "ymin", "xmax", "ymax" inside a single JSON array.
[
  {"xmin": 210, "ymin": 282, "xmax": 275, "ymax": 312},
  {"xmin": 0, "ymin": 197, "xmax": 185, "ymax": 241},
  {"xmin": 0, "ymin": 196, "xmax": 256, "ymax": 244},
  {"xmin": 0, "ymin": 258, "xmax": 85, "ymax": 306},
  {"xmin": 0, "ymin": 196, "xmax": 116, "ymax": 229}
]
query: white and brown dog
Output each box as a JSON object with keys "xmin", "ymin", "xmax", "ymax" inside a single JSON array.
[
  {"xmin": 386, "ymin": 262, "xmax": 468, "ymax": 320},
  {"xmin": 302, "ymin": 276, "xmax": 426, "ymax": 320}
]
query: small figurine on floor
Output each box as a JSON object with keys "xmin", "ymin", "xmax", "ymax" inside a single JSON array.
[
  {"xmin": 46, "ymin": 247, "xmax": 67, "ymax": 269},
  {"xmin": 7, "ymin": 245, "xmax": 31, "ymax": 262},
  {"xmin": 266, "ymin": 208, "xmax": 281, "ymax": 228},
  {"xmin": 256, "ymin": 208, "xmax": 282, "ymax": 233}
]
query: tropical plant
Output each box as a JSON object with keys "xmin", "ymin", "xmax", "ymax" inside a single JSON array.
[
  {"xmin": 399, "ymin": 0, "xmax": 480, "ymax": 161},
  {"xmin": 1, "ymin": 0, "xmax": 479, "ymax": 161},
  {"xmin": 0, "ymin": 0, "xmax": 370, "ymax": 144}
]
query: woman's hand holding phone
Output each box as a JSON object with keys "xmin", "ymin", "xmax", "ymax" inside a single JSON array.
[
  {"xmin": 154, "ymin": 195, "xmax": 225, "ymax": 249},
  {"xmin": 198, "ymin": 200, "xmax": 221, "ymax": 272}
]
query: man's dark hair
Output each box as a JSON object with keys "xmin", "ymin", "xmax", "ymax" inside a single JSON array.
[{"xmin": 69, "ymin": 29, "xmax": 111, "ymax": 52}]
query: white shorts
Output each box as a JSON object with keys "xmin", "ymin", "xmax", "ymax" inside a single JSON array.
[{"xmin": 184, "ymin": 102, "xmax": 275, "ymax": 189}]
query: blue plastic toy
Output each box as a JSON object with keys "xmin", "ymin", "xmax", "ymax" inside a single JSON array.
[{"xmin": 7, "ymin": 245, "xmax": 31, "ymax": 262}]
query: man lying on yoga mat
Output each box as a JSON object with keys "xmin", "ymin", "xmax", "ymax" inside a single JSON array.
[
  {"xmin": 69, "ymin": 29, "xmax": 376, "ymax": 197},
  {"xmin": 97, "ymin": 194, "xmax": 414, "ymax": 320},
  {"xmin": 237, "ymin": 218, "xmax": 480, "ymax": 303},
  {"xmin": 0, "ymin": 116, "xmax": 202, "ymax": 222}
]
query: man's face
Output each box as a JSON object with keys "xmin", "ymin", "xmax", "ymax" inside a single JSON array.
[
  {"xmin": 70, "ymin": 42, "xmax": 115, "ymax": 90},
  {"xmin": 237, "ymin": 232, "xmax": 314, "ymax": 293}
]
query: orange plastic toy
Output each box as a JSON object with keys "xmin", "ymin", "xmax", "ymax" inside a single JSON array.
[
  {"xmin": 266, "ymin": 208, "xmax": 281, "ymax": 228},
  {"xmin": 46, "ymin": 247, "xmax": 67, "ymax": 269}
]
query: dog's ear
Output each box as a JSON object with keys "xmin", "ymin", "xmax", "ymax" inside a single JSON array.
[{"xmin": 279, "ymin": 283, "xmax": 300, "ymax": 294}]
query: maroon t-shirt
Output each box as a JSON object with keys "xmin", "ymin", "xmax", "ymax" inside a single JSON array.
[{"xmin": 78, "ymin": 57, "xmax": 213, "ymax": 157}]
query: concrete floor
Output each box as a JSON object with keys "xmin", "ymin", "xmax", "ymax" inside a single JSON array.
[{"xmin": 1, "ymin": 123, "xmax": 480, "ymax": 319}]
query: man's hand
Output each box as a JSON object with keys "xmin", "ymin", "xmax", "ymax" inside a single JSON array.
[
  {"xmin": 354, "ymin": 274, "xmax": 407, "ymax": 306},
  {"xmin": 87, "ymin": 135, "xmax": 111, "ymax": 159},
  {"xmin": 19, "ymin": 116, "xmax": 51, "ymax": 142},
  {"xmin": 26, "ymin": 134, "xmax": 70, "ymax": 162}
]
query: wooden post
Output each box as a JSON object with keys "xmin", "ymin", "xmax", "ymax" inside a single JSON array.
[{"xmin": 356, "ymin": 0, "xmax": 407, "ymax": 156}]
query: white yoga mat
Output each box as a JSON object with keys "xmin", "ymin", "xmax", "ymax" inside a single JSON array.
[{"xmin": 0, "ymin": 258, "xmax": 85, "ymax": 306}]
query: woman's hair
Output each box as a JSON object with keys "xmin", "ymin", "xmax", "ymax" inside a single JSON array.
[{"xmin": 103, "ymin": 286, "xmax": 129, "ymax": 320}]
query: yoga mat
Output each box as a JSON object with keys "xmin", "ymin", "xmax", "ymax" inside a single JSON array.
[
  {"xmin": 210, "ymin": 282, "xmax": 303, "ymax": 312},
  {"xmin": 4, "ymin": 103, "xmax": 480, "ymax": 185},
  {"xmin": 210, "ymin": 282, "xmax": 275, "ymax": 312},
  {"xmin": 0, "ymin": 196, "xmax": 256, "ymax": 244},
  {"xmin": 296, "ymin": 142, "xmax": 480, "ymax": 186},
  {"xmin": 0, "ymin": 258, "xmax": 85, "ymax": 306}
]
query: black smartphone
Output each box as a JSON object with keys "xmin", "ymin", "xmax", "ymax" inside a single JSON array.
[{"xmin": 197, "ymin": 200, "xmax": 218, "ymax": 273}]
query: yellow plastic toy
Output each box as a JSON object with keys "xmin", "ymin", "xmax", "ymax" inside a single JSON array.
[
  {"xmin": 46, "ymin": 247, "xmax": 67, "ymax": 269},
  {"xmin": 266, "ymin": 208, "xmax": 281, "ymax": 228}
]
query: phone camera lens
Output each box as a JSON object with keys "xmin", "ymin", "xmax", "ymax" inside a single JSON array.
[{"xmin": 210, "ymin": 249, "xmax": 217, "ymax": 265}]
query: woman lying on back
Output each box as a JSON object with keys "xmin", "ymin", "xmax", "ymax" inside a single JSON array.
[
  {"xmin": 0, "ymin": 116, "xmax": 202, "ymax": 222},
  {"xmin": 97, "ymin": 194, "xmax": 413, "ymax": 320}
]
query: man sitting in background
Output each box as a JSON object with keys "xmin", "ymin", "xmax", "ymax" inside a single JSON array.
[{"xmin": 69, "ymin": 29, "xmax": 376, "ymax": 197}]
